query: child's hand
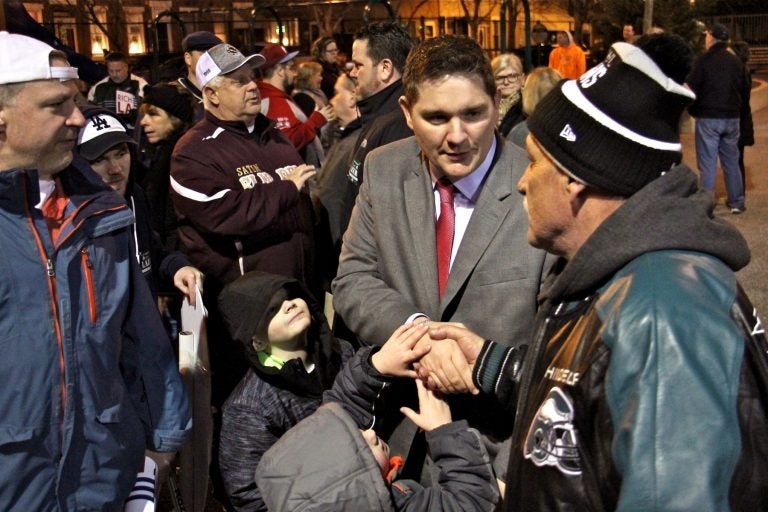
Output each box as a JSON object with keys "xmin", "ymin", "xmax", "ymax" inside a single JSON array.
[
  {"xmin": 371, "ymin": 323, "xmax": 431, "ymax": 378},
  {"xmin": 400, "ymin": 379, "xmax": 452, "ymax": 432}
]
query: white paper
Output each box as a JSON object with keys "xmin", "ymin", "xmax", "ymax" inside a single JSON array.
[
  {"xmin": 179, "ymin": 286, "xmax": 207, "ymax": 370},
  {"xmin": 178, "ymin": 332, "xmax": 195, "ymax": 370},
  {"xmin": 177, "ymin": 285, "xmax": 212, "ymax": 511}
]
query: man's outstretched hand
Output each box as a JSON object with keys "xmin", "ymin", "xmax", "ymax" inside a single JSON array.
[{"xmin": 413, "ymin": 324, "xmax": 486, "ymax": 394}]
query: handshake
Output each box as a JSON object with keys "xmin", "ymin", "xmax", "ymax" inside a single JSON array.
[{"xmin": 371, "ymin": 321, "xmax": 487, "ymax": 395}]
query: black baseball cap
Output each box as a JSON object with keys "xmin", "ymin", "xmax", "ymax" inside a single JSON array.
[{"xmin": 182, "ymin": 31, "xmax": 223, "ymax": 53}]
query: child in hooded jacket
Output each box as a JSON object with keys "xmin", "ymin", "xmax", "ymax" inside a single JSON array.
[
  {"xmin": 255, "ymin": 322, "xmax": 500, "ymax": 511},
  {"xmin": 217, "ymin": 271, "xmax": 353, "ymax": 511}
]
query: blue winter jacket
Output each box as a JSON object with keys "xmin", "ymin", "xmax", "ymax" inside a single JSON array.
[{"xmin": 0, "ymin": 162, "xmax": 191, "ymax": 510}]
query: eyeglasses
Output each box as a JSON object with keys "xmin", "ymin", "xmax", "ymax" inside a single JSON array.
[
  {"xmin": 325, "ymin": 47, "xmax": 339, "ymax": 54},
  {"xmin": 495, "ymin": 73, "xmax": 523, "ymax": 83}
]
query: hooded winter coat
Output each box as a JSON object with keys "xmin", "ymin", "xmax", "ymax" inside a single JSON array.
[
  {"xmin": 0, "ymin": 162, "xmax": 191, "ymax": 510},
  {"xmin": 217, "ymin": 271, "xmax": 353, "ymax": 511},
  {"xmin": 472, "ymin": 165, "xmax": 768, "ymax": 511},
  {"xmin": 687, "ymin": 41, "xmax": 744, "ymax": 119},
  {"xmin": 256, "ymin": 346, "xmax": 500, "ymax": 511}
]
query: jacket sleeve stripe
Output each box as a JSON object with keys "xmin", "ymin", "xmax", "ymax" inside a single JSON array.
[{"xmin": 170, "ymin": 176, "xmax": 231, "ymax": 203}]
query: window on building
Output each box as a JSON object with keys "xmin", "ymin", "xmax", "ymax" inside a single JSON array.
[{"xmin": 125, "ymin": 8, "xmax": 146, "ymax": 54}]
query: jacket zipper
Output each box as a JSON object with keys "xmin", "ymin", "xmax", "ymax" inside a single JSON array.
[
  {"xmin": 22, "ymin": 176, "xmax": 68, "ymax": 454},
  {"xmin": 44, "ymin": 258, "xmax": 68, "ymax": 420},
  {"xmin": 370, "ymin": 381, "xmax": 389, "ymax": 431},
  {"xmin": 81, "ymin": 247, "xmax": 97, "ymax": 323},
  {"xmin": 27, "ymin": 227, "xmax": 68, "ymax": 439},
  {"xmin": 512, "ymin": 314, "xmax": 551, "ymax": 436}
]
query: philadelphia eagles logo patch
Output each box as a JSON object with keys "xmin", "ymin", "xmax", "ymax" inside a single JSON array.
[{"xmin": 523, "ymin": 386, "xmax": 581, "ymax": 476}]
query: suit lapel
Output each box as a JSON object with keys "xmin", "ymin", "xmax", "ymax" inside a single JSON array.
[
  {"xmin": 404, "ymin": 158, "xmax": 440, "ymax": 311},
  {"xmin": 441, "ymin": 146, "xmax": 516, "ymax": 308}
]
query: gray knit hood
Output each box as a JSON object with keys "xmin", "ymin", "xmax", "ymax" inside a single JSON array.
[
  {"xmin": 256, "ymin": 402, "xmax": 395, "ymax": 511},
  {"xmin": 544, "ymin": 164, "xmax": 750, "ymax": 302}
]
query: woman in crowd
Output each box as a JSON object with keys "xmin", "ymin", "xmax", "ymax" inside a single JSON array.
[
  {"xmin": 293, "ymin": 60, "xmax": 329, "ymax": 118},
  {"xmin": 507, "ymin": 66, "xmax": 562, "ymax": 148},
  {"xmin": 313, "ymin": 73, "xmax": 362, "ymax": 290},
  {"xmin": 138, "ymin": 83, "xmax": 195, "ymax": 252},
  {"xmin": 137, "ymin": 83, "xmax": 197, "ymax": 335},
  {"xmin": 312, "ymin": 36, "xmax": 341, "ymax": 100},
  {"xmin": 320, "ymin": 72, "xmax": 360, "ymax": 153},
  {"xmin": 491, "ymin": 53, "xmax": 526, "ymax": 137}
]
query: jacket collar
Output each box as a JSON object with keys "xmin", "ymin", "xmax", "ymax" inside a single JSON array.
[
  {"xmin": 177, "ymin": 76, "xmax": 202, "ymax": 102},
  {"xmin": 357, "ymin": 79, "xmax": 404, "ymax": 122},
  {"xmin": 2, "ymin": 158, "xmax": 124, "ymax": 210},
  {"xmin": 257, "ymin": 80, "xmax": 290, "ymax": 100},
  {"xmin": 707, "ymin": 41, "xmax": 729, "ymax": 54},
  {"xmin": 203, "ymin": 110, "xmax": 276, "ymax": 141},
  {"xmin": 2, "ymin": 161, "xmax": 132, "ymax": 248}
]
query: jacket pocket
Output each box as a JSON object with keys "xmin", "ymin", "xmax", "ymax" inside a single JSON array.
[
  {"xmin": 474, "ymin": 266, "xmax": 530, "ymax": 286},
  {"xmin": 0, "ymin": 426, "xmax": 36, "ymax": 448},
  {"xmin": 81, "ymin": 247, "xmax": 97, "ymax": 323}
]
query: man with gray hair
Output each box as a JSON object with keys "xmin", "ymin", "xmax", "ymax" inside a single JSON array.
[
  {"xmin": 170, "ymin": 42, "xmax": 319, "ymax": 407},
  {"xmin": 0, "ymin": 31, "xmax": 190, "ymax": 509},
  {"xmin": 171, "ymin": 42, "xmax": 321, "ymax": 507}
]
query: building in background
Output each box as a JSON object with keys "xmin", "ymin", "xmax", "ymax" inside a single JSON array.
[
  {"xmin": 13, "ymin": 0, "xmax": 581, "ymax": 64},
  {"xmin": 11, "ymin": 0, "xmax": 767, "ymax": 70}
]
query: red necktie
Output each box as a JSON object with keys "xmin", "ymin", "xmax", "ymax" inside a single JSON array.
[{"xmin": 435, "ymin": 178, "xmax": 455, "ymax": 298}]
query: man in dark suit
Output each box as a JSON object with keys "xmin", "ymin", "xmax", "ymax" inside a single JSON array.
[{"xmin": 332, "ymin": 35, "xmax": 550, "ymax": 471}]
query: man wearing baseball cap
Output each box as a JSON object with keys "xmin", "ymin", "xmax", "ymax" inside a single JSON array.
[
  {"xmin": 256, "ymin": 44, "xmax": 334, "ymax": 166},
  {"xmin": 0, "ymin": 31, "xmax": 190, "ymax": 509},
  {"xmin": 76, "ymin": 105, "xmax": 202, "ymax": 302},
  {"xmin": 170, "ymin": 41, "xmax": 320, "ymax": 424},
  {"xmin": 426, "ymin": 33, "xmax": 768, "ymax": 510},
  {"xmin": 687, "ymin": 23, "xmax": 746, "ymax": 214},
  {"xmin": 178, "ymin": 30, "xmax": 223, "ymax": 115}
]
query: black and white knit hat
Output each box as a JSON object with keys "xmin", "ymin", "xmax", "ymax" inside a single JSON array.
[{"xmin": 528, "ymin": 42, "xmax": 696, "ymax": 196}]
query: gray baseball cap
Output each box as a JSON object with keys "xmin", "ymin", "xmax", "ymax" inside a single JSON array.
[{"xmin": 196, "ymin": 43, "xmax": 266, "ymax": 89}]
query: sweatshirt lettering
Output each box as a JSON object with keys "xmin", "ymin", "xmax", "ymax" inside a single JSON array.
[
  {"xmin": 544, "ymin": 366, "xmax": 580, "ymax": 386},
  {"xmin": 236, "ymin": 163, "xmax": 263, "ymax": 176}
]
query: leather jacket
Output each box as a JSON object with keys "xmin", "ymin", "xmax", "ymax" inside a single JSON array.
[{"xmin": 474, "ymin": 165, "xmax": 767, "ymax": 511}]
